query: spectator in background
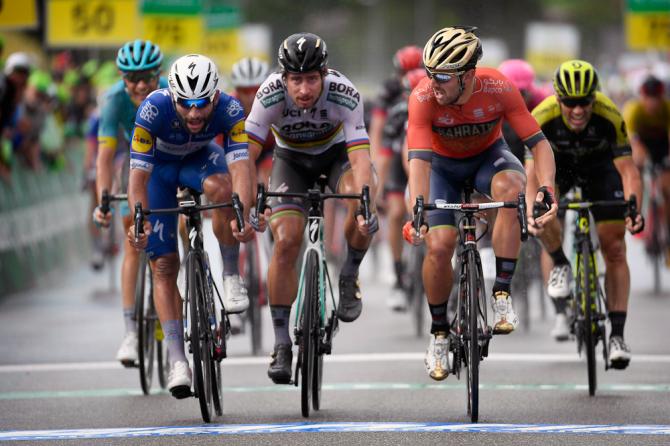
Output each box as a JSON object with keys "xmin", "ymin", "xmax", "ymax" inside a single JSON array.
[{"xmin": 0, "ymin": 52, "xmax": 34, "ymax": 181}]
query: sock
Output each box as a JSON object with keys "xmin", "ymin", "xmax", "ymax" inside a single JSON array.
[
  {"xmin": 549, "ymin": 248, "xmax": 570, "ymax": 267},
  {"xmin": 271, "ymin": 305, "xmax": 292, "ymax": 346},
  {"xmin": 393, "ymin": 260, "xmax": 404, "ymax": 287},
  {"xmin": 162, "ymin": 319, "xmax": 188, "ymax": 364},
  {"xmin": 220, "ymin": 242, "xmax": 240, "ymax": 276},
  {"xmin": 429, "ymin": 302, "xmax": 449, "ymax": 334},
  {"xmin": 609, "ymin": 311, "xmax": 627, "ymax": 339},
  {"xmin": 492, "ymin": 257, "xmax": 517, "ymax": 294},
  {"xmin": 123, "ymin": 307, "xmax": 137, "ymax": 334},
  {"xmin": 551, "ymin": 296, "xmax": 568, "ymax": 315},
  {"xmin": 340, "ymin": 244, "xmax": 367, "ymax": 277}
]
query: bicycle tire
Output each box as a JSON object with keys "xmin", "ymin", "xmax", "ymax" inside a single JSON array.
[
  {"xmin": 650, "ymin": 201, "xmax": 662, "ymax": 295},
  {"xmin": 246, "ymin": 240, "xmax": 263, "ymax": 355},
  {"xmin": 156, "ymin": 320, "xmax": 169, "ymax": 389},
  {"xmin": 136, "ymin": 253, "xmax": 155, "ymax": 395},
  {"xmin": 465, "ymin": 249, "xmax": 480, "ymax": 422},
  {"xmin": 407, "ymin": 246, "xmax": 425, "ymax": 338},
  {"xmin": 580, "ymin": 240, "xmax": 597, "ymax": 396},
  {"xmin": 312, "ymin": 259, "xmax": 325, "ymax": 411},
  {"xmin": 188, "ymin": 255, "xmax": 214, "ymax": 422},
  {"xmin": 300, "ymin": 251, "xmax": 318, "ymax": 417}
]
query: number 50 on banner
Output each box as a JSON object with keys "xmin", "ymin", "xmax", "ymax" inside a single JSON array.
[{"xmin": 47, "ymin": 0, "xmax": 139, "ymax": 47}]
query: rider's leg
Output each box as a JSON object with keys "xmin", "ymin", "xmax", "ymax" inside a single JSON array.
[
  {"xmin": 203, "ymin": 173, "xmax": 239, "ymax": 276},
  {"xmin": 120, "ymin": 215, "xmax": 140, "ymax": 333},
  {"xmin": 387, "ymin": 192, "xmax": 407, "ymax": 287},
  {"xmin": 596, "ymin": 223, "xmax": 629, "ymax": 327}
]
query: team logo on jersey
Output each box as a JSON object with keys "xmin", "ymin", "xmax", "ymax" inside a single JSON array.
[
  {"xmin": 139, "ymin": 101, "xmax": 159, "ymax": 123},
  {"xmin": 226, "ymin": 100, "xmax": 244, "ymax": 117},
  {"xmin": 256, "ymin": 79, "xmax": 284, "ymax": 99},
  {"xmin": 261, "ymin": 91, "xmax": 284, "ymax": 108},
  {"xmin": 433, "ymin": 119, "xmax": 498, "ymax": 139},
  {"xmin": 170, "ymin": 118, "xmax": 181, "ymax": 129},
  {"xmin": 131, "ymin": 127, "xmax": 153, "ymax": 153},
  {"xmin": 473, "ymin": 108, "xmax": 484, "ymax": 119},
  {"xmin": 327, "ymin": 92, "xmax": 357, "ymax": 111},
  {"xmin": 229, "ymin": 120, "xmax": 247, "ymax": 143}
]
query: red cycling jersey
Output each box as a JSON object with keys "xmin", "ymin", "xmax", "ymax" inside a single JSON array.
[{"xmin": 407, "ymin": 67, "xmax": 544, "ymax": 159}]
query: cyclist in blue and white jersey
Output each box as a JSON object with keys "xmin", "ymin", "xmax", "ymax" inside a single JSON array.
[
  {"xmin": 92, "ymin": 40, "xmax": 167, "ymax": 366},
  {"xmin": 126, "ymin": 54, "xmax": 257, "ymax": 398},
  {"xmin": 245, "ymin": 33, "xmax": 379, "ymax": 384}
]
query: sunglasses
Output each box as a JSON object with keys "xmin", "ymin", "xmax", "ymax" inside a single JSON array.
[
  {"xmin": 425, "ymin": 69, "xmax": 463, "ymax": 84},
  {"xmin": 176, "ymin": 97, "xmax": 213, "ymax": 109},
  {"xmin": 560, "ymin": 95, "xmax": 594, "ymax": 108},
  {"xmin": 123, "ymin": 70, "xmax": 159, "ymax": 83}
]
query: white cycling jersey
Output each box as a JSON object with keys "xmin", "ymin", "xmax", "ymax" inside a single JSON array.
[{"xmin": 245, "ymin": 69, "xmax": 370, "ymax": 155}]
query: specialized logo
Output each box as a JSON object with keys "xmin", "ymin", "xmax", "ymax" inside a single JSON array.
[
  {"xmin": 209, "ymin": 151, "xmax": 220, "ymax": 166},
  {"xmin": 131, "ymin": 127, "xmax": 153, "ymax": 153},
  {"xmin": 229, "ymin": 120, "xmax": 247, "ymax": 143},
  {"xmin": 309, "ymin": 219, "xmax": 319, "ymax": 243},
  {"xmin": 226, "ymin": 100, "xmax": 243, "ymax": 117},
  {"xmin": 432, "ymin": 119, "xmax": 499, "ymax": 139},
  {"xmin": 139, "ymin": 101, "xmax": 159, "ymax": 124},
  {"xmin": 189, "ymin": 227, "xmax": 197, "ymax": 249},
  {"xmin": 154, "ymin": 219, "xmax": 165, "ymax": 242},
  {"xmin": 297, "ymin": 36, "xmax": 307, "ymax": 51}
]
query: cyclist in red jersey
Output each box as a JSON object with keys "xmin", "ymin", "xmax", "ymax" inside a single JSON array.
[{"xmin": 404, "ymin": 26, "xmax": 558, "ymax": 381}]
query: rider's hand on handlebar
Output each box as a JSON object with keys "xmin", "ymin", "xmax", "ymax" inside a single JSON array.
[
  {"xmin": 127, "ymin": 220, "xmax": 152, "ymax": 250},
  {"xmin": 530, "ymin": 186, "xmax": 558, "ymax": 228},
  {"xmin": 92, "ymin": 206, "xmax": 113, "ymax": 228},
  {"xmin": 625, "ymin": 212, "xmax": 645, "ymax": 235},
  {"xmin": 402, "ymin": 220, "xmax": 427, "ymax": 245},
  {"xmin": 249, "ymin": 207, "xmax": 272, "ymax": 233},
  {"xmin": 231, "ymin": 217, "xmax": 255, "ymax": 243},
  {"xmin": 356, "ymin": 211, "xmax": 379, "ymax": 235}
]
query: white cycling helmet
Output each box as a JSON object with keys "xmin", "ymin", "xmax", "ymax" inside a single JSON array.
[
  {"xmin": 231, "ymin": 57, "xmax": 270, "ymax": 88},
  {"xmin": 4, "ymin": 52, "xmax": 34, "ymax": 75},
  {"xmin": 168, "ymin": 54, "xmax": 219, "ymax": 100}
]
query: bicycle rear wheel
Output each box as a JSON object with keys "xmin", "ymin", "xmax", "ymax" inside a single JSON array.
[
  {"xmin": 465, "ymin": 249, "xmax": 480, "ymax": 422},
  {"xmin": 188, "ymin": 255, "xmax": 216, "ymax": 422},
  {"xmin": 579, "ymin": 241, "xmax": 597, "ymax": 396},
  {"xmin": 300, "ymin": 251, "xmax": 319, "ymax": 417},
  {"xmin": 136, "ymin": 253, "xmax": 155, "ymax": 395}
]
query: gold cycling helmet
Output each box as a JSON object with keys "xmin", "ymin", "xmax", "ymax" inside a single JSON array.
[
  {"xmin": 422, "ymin": 26, "xmax": 482, "ymax": 72},
  {"xmin": 553, "ymin": 59, "xmax": 599, "ymax": 98}
]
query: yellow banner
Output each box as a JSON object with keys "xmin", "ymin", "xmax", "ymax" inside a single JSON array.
[
  {"xmin": 626, "ymin": 12, "xmax": 670, "ymax": 50},
  {"xmin": 47, "ymin": 0, "xmax": 139, "ymax": 47},
  {"xmin": 142, "ymin": 15, "xmax": 203, "ymax": 55},
  {"xmin": 526, "ymin": 51, "xmax": 576, "ymax": 78},
  {"xmin": 0, "ymin": 0, "xmax": 38, "ymax": 29},
  {"xmin": 202, "ymin": 29, "xmax": 241, "ymax": 72}
]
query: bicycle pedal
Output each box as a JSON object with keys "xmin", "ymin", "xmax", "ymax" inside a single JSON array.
[
  {"xmin": 120, "ymin": 360, "xmax": 138, "ymax": 369},
  {"xmin": 170, "ymin": 385, "xmax": 193, "ymax": 400}
]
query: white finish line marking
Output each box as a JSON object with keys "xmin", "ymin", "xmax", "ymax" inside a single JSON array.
[
  {"xmin": 1, "ymin": 423, "xmax": 669, "ymax": 440},
  {"xmin": 2, "ymin": 352, "xmax": 670, "ymax": 373}
]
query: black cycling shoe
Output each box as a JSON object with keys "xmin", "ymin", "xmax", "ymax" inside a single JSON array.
[
  {"xmin": 267, "ymin": 343, "xmax": 293, "ymax": 384},
  {"xmin": 337, "ymin": 275, "xmax": 363, "ymax": 322}
]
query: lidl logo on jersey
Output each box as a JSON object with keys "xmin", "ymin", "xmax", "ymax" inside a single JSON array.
[
  {"xmin": 139, "ymin": 102, "xmax": 159, "ymax": 124},
  {"xmin": 230, "ymin": 120, "xmax": 248, "ymax": 143},
  {"xmin": 132, "ymin": 127, "xmax": 153, "ymax": 153}
]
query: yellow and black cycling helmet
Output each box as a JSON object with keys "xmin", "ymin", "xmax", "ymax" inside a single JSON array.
[
  {"xmin": 553, "ymin": 59, "xmax": 599, "ymax": 98},
  {"xmin": 422, "ymin": 26, "xmax": 482, "ymax": 72}
]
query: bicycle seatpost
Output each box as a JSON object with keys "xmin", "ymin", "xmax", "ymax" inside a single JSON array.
[
  {"xmin": 231, "ymin": 193, "xmax": 245, "ymax": 232},
  {"xmin": 100, "ymin": 189, "xmax": 110, "ymax": 215},
  {"xmin": 134, "ymin": 202, "xmax": 144, "ymax": 243}
]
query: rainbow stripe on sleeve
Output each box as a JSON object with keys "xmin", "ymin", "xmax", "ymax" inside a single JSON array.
[{"xmin": 346, "ymin": 138, "xmax": 370, "ymax": 153}]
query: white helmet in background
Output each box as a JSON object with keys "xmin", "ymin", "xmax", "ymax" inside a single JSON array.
[
  {"xmin": 4, "ymin": 52, "xmax": 34, "ymax": 75},
  {"xmin": 231, "ymin": 57, "xmax": 270, "ymax": 88},
  {"xmin": 168, "ymin": 54, "xmax": 219, "ymax": 100}
]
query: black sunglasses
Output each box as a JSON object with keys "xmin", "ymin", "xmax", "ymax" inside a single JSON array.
[
  {"xmin": 425, "ymin": 68, "xmax": 463, "ymax": 84},
  {"xmin": 560, "ymin": 95, "xmax": 594, "ymax": 108},
  {"xmin": 123, "ymin": 70, "xmax": 160, "ymax": 84}
]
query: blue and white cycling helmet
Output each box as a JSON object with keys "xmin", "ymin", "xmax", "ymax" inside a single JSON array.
[{"xmin": 116, "ymin": 40, "xmax": 163, "ymax": 72}]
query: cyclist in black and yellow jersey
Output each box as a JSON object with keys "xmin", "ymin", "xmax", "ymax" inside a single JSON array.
[
  {"xmin": 623, "ymin": 75, "xmax": 670, "ymax": 257},
  {"xmin": 527, "ymin": 60, "xmax": 644, "ymax": 369}
]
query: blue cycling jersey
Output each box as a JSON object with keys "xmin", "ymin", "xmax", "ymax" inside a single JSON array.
[{"xmin": 129, "ymin": 88, "xmax": 248, "ymax": 172}]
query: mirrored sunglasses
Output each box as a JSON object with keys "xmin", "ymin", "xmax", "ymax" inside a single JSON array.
[
  {"xmin": 176, "ymin": 97, "xmax": 212, "ymax": 109},
  {"xmin": 123, "ymin": 70, "xmax": 159, "ymax": 83},
  {"xmin": 425, "ymin": 69, "xmax": 462, "ymax": 83}
]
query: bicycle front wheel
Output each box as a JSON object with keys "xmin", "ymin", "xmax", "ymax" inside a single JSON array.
[
  {"xmin": 579, "ymin": 240, "xmax": 597, "ymax": 396},
  {"xmin": 465, "ymin": 249, "xmax": 480, "ymax": 422},
  {"xmin": 300, "ymin": 251, "xmax": 319, "ymax": 417},
  {"xmin": 136, "ymin": 253, "xmax": 155, "ymax": 395},
  {"xmin": 188, "ymin": 255, "xmax": 216, "ymax": 422}
]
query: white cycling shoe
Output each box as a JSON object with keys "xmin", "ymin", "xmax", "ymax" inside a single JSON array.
[
  {"xmin": 550, "ymin": 313, "xmax": 570, "ymax": 341},
  {"xmin": 547, "ymin": 264, "xmax": 572, "ymax": 298},
  {"xmin": 115, "ymin": 332, "xmax": 138, "ymax": 367},
  {"xmin": 222, "ymin": 274, "xmax": 249, "ymax": 314},
  {"xmin": 491, "ymin": 291, "xmax": 519, "ymax": 334},
  {"xmin": 424, "ymin": 332, "xmax": 449, "ymax": 381},
  {"xmin": 167, "ymin": 360, "xmax": 192, "ymax": 399}
]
